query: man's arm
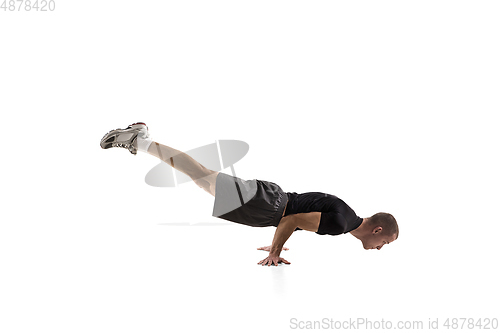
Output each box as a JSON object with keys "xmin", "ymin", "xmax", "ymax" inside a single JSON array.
[
  {"xmin": 257, "ymin": 212, "xmax": 322, "ymax": 266},
  {"xmin": 269, "ymin": 215, "xmax": 298, "ymax": 256}
]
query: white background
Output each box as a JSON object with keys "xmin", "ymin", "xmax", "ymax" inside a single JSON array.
[{"xmin": 1, "ymin": 1, "xmax": 499, "ymax": 332}]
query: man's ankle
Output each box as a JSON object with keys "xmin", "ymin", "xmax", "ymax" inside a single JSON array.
[{"xmin": 137, "ymin": 136, "xmax": 153, "ymax": 153}]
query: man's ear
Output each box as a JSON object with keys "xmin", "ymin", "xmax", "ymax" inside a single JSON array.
[{"xmin": 373, "ymin": 226, "xmax": 383, "ymax": 234}]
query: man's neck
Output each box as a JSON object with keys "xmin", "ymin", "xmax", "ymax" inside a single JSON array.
[{"xmin": 350, "ymin": 218, "xmax": 367, "ymax": 239}]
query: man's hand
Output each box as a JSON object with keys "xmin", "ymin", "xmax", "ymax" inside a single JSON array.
[
  {"xmin": 258, "ymin": 254, "xmax": 291, "ymax": 266},
  {"xmin": 257, "ymin": 245, "xmax": 289, "ymax": 252},
  {"xmin": 257, "ymin": 215, "xmax": 297, "ymax": 266}
]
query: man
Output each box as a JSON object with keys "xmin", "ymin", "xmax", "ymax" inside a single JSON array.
[{"xmin": 100, "ymin": 122, "xmax": 399, "ymax": 266}]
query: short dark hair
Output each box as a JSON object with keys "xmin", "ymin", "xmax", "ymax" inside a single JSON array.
[{"xmin": 369, "ymin": 212, "xmax": 399, "ymax": 239}]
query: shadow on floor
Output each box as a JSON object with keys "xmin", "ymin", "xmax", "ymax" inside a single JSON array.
[{"xmin": 157, "ymin": 222, "xmax": 233, "ymax": 226}]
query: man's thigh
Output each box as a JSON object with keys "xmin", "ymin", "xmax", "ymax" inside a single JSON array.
[{"xmin": 194, "ymin": 171, "xmax": 219, "ymax": 196}]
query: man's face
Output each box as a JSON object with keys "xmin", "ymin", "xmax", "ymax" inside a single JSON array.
[{"xmin": 362, "ymin": 228, "xmax": 397, "ymax": 250}]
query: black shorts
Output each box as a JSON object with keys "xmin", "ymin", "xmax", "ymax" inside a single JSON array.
[{"xmin": 212, "ymin": 172, "xmax": 288, "ymax": 227}]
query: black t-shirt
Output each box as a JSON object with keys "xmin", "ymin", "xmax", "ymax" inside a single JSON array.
[{"xmin": 284, "ymin": 192, "xmax": 363, "ymax": 235}]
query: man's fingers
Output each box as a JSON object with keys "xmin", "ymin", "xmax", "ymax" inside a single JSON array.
[{"xmin": 258, "ymin": 256, "xmax": 291, "ymax": 266}]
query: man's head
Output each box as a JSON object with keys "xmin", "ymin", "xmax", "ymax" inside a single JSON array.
[{"xmin": 355, "ymin": 212, "xmax": 399, "ymax": 250}]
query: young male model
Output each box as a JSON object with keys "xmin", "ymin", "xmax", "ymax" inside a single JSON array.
[{"xmin": 100, "ymin": 122, "xmax": 399, "ymax": 266}]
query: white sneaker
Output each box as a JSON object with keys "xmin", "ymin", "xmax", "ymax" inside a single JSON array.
[{"xmin": 100, "ymin": 122, "xmax": 149, "ymax": 155}]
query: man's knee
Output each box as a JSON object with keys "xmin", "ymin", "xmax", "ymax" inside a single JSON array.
[{"xmin": 194, "ymin": 178, "xmax": 209, "ymax": 189}]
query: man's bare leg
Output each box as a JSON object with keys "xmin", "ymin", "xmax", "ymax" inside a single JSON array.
[{"xmin": 145, "ymin": 141, "xmax": 219, "ymax": 196}]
